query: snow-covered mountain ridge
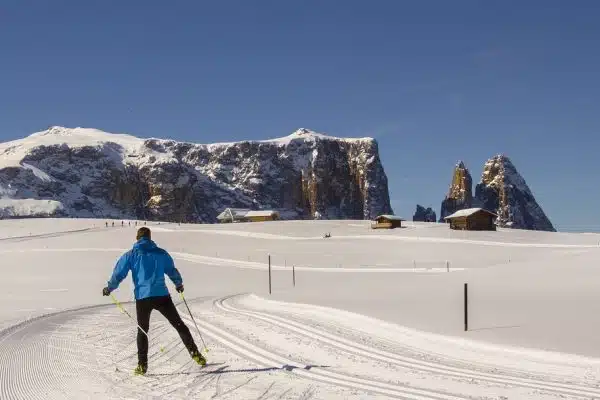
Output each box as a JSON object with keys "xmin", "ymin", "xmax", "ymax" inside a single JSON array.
[{"xmin": 0, "ymin": 126, "xmax": 393, "ymax": 221}]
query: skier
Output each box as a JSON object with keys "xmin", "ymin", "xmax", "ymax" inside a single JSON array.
[{"xmin": 102, "ymin": 227, "xmax": 206, "ymax": 375}]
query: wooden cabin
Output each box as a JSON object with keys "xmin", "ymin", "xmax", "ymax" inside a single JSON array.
[
  {"xmin": 443, "ymin": 208, "xmax": 497, "ymax": 231},
  {"xmin": 371, "ymin": 215, "xmax": 405, "ymax": 229},
  {"xmin": 216, "ymin": 208, "xmax": 279, "ymax": 223},
  {"xmin": 244, "ymin": 210, "xmax": 280, "ymax": 222},
  {"xmin": 216, "ymin": 208, "xmax": 251, "ymax": 223}
]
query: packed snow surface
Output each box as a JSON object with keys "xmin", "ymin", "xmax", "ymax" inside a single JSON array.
[{"xmin": 1, "ymin": 218, "xmax": 600, "ymax": 399}]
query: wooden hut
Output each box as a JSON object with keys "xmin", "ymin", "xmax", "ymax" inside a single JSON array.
[
  {"xmin": 216, "ymin": 208, "xmax": 251, "ymax": 223},
  {"xmin": 443, "ymin": 208, "xmax": 497, "ymax": 231},
  {"xmin": 244, "ymin": 210, "xmax": 280, "ymax": 222},
  {"xmin": 371, "ymin": 215, "xmax": 405, "ymax": 229},
  {"xmin": 216, "ymin": 208, "xmax": 280, "ymax": 223}
]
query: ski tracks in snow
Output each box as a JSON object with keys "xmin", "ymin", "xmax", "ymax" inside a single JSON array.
[
  {"xmin": 0, "ymin": 305, "xmax": 114, "ymax": 400},
  {"xmin": 204, "ymin": 294, "xmax": 600, "ymax": 400},
  {"xmin": 0, "ymin": 299, "xmax": 348, "ymax": 400},
  {"xmin": 2, "ymin": 295, "xmax": 600, "ymax": 399}
]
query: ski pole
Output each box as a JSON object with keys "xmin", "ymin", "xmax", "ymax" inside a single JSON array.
[
  {"xmin": 180, "ymin": 292, "xmax": 209, "ymax": 352},
  {"xmin": 110, "ymin": 294, "xmax": 165, "ymax": 352}
]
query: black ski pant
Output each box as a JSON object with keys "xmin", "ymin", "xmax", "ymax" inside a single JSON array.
[{"xmin": 135, "ymin": 295, "xmax": 197, "ymax": 365}]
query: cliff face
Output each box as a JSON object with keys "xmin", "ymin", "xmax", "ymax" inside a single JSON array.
[
  {"xmin": 437, "ymin": 156, "xmax": 554, "ymax": 231},
  {"xmin": 474, "ymin": 155, "xmax": 554, "ymax": 231},
  {"xmin": 439, "ymin": 161, "xmax": 473, "ymax": 221},
  {"xmin": 413, "ymin": 205, "xmax": 436, "ymax": 222},
  {"xmin": 0, "ymin": 127, "xmax": 393, "ymax": 221}
]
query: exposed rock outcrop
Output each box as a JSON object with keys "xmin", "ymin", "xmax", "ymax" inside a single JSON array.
[
  {"xmin": 0, "ymin": 126, "xmax": 393, "ymax": 222},
  {"xmin": 437, "ymin": 156, "xmax": 554, "ymax": 231},
  {"xmin": 439, "ymin": 161, "xmax": 473, "ymax": 221},
  {"xmin": 413, "ymin": 205, "xmax": 436, "ymax": 222},
  {"xmin": 474, "ymin": 155, "xmax": 554, "ymax": 231}
]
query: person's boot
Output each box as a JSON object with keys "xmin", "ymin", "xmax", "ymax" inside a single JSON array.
[
  {"xmin": 190, "ymin": 349, "xmax": 206, "ymax": 366},
  {"xmin": 134, "ymin": 362, "xmax": 148, "ymax": 375}
]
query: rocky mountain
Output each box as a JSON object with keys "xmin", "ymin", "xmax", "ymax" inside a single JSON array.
[
  {"xmin": 413, "ymin": 205, "xmax": 436, "ymax": 222},
  {"xmin": 0, "ymin": 126, "xmax": 393, "ymax": 222},
  {"xmin": 474, "ymin": 155, "xmax": 554, "ymax": 231},
  {"xmin": 439, "ymin": 161, "xmax": 473, "ymax": 221},
  {"xmin": 438, "ymin": 156, "xmax": 554, "ymax": 231}
]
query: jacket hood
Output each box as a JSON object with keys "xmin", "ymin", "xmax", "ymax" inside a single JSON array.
[{"xmin": 133, "ymin": 238, "xmax": 158, "ymax": 252}]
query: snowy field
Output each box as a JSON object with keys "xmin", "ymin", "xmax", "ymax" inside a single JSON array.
[{"xmin": 2, "ymin": 218, "xmax": 600, "ymax": 399}]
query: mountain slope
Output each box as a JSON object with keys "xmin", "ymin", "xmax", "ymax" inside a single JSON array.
[
  {"xmin": 0, "ymin": 126, "xmax": 393, "ymax": 221},
  {"xmin": 474, "ymin": 155, "xmax": 554, "ymax": 231}
]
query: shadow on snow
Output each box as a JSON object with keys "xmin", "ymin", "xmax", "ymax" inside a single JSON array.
[{"xmin": 146, "ymin": 363, "xmax": 330, "ymax": 377}]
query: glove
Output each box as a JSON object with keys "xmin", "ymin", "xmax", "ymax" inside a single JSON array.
[
  {"xmin": 102, "ymin": 287, "xmax": 111, "ymax": 296},
  {"xmin": 176, "ymin": 285, "xmax": 184, "ymax": 293}
]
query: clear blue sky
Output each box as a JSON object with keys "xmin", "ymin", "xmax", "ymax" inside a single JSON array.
[{"xmin": 1, "ymin": 0, "xmax": 599, "ymax": 231}]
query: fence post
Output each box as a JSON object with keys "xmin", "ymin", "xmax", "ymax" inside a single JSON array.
[
  {"xmin": 446, "ymin": 260, "xmax": 450, "ymax": 272},
  {"xmin": 268, "ymin": 254, "xmax": 272, "ymax": 294},
  {"xmin": 464, "ymin": 283, "xmax": 468, "ymax": 331},
  {"xmin": 292, "ymin": 264, "xmax": 295, "ymax": 287}
]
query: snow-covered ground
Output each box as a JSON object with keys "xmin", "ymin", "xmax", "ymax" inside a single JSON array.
[{"xmin": 1, "ymin": 218, "xmax": 600, "ymax": 399}]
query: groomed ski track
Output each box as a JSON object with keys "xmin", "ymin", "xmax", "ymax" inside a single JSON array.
[
  {"xmin": 184, "ymin": 302, "xmax": 463, "ymax": 400},
  {"xmin": 0, "ymin": 298, "xmax": 466, "ymax": 400},
  {"xmin": 2, "ymin": 294, "xmax": 600, "ymax": 399},
  {"xmin": 213, "ymin": 294, "xmax": 600, "ymax": 399}
]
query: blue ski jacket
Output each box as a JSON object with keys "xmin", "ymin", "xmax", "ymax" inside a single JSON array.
[{"xmin": 106, "ymin": 238, "xmax": 182, "ymax": 300}]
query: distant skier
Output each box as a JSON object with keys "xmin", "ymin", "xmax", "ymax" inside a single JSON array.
[{"xmin": 102, "ymin": 227, "xmax": 206, "ymax": 375}]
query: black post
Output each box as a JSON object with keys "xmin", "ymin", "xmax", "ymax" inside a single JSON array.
[
  {"xmin": 464, "ymin": 283, "xmax": 468, "ymax": 331},
  {"xmin": 292, "ymin": 264, "xmax": 296, "ymax": 287},
  {"xmin": 268, "ymin": 254, "xmax": 272, "ymax": 294}
]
